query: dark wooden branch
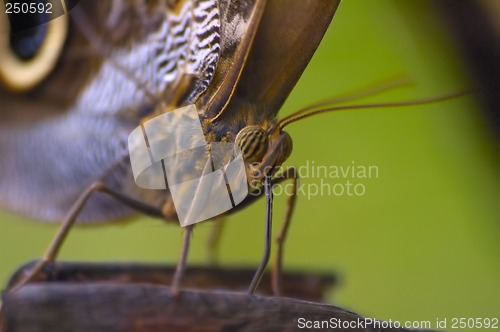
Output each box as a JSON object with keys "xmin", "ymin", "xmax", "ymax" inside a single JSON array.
[
  {"xmin": 1, "ymin": 262, "xmax": 436, "ymax": 332},
  {"xmin": 5, "ymin": 261, "xmax": 337, "ymax": 301},
  {"xmin": 2, "ymin": 284, "xmax": 434, "ymax": 332}
]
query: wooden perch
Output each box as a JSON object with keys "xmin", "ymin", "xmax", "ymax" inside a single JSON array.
[
  {"xmin": 1, "ymin": 262, "xmax": 436, "ymax": 332},
  {"xmin": 1, "ymin": 284, "xmax": 434, "ymax": 332},
  {"xmin": 4, "ymin": 261, "xmax": 338, "ymax": 301}
]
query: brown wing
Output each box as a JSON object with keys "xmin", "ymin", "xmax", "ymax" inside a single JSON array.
[
  {"xmin": 237, "ymin": 0, "xmax": 340, "ymax": 117},
  {"xmin": 202, "ymin": 0, "xmax": 340, "ymax": 126},
  {"xmin": 196, "ymin": 0, "xmax": 267, "ymax": 119},
  {"xmin": 196, "ymin": 0, "xmax": 339, "ymax": 139}
]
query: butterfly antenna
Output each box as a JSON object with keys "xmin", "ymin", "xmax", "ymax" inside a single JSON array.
[
  {"xmin": 279, "ymin": 90, "xmax": 471, "ymax": 129},
  {"xmin": 276, "ymin": 76, "xmax": 415, "ymax": 128}
]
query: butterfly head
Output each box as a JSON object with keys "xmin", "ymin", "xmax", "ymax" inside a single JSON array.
[{"xmin": 234, "ymin": 124, "xmax": 292, "ymax": 185}]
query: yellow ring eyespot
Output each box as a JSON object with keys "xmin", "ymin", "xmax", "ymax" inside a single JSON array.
[
  {"xmin": 0, "ymin": 3, "xmax": 68, "ymax": 92},
  {"xmin": 235, "ymin": 125, "xmax": 269, "ymax": 163}
]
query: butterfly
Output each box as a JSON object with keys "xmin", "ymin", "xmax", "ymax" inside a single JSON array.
[{"xmin": 0, "ymin": 0, "xmax": 339, "ymax": 294}]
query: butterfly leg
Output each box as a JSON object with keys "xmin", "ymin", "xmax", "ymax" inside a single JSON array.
[
  {"xmin": 221, "ymin": 170, "xmax": 298, "ymax": 295},
  {"xmin": 271, "ymin": 167, "xmax": 299, "ymax": 296},
  {"xmin": 9, "ymin": 181, "xmax": 163, "ymax": 292},
  {"xmin": 244, "ymin": 168, "xmax": 299, "ymax": 295},
  {"xmin": 170, "ymin": 224, "xmax": 194, "ymax": 296},
  {"xmin": 247, "ymin": 174, "xmax": 274, "ymax": 294}
]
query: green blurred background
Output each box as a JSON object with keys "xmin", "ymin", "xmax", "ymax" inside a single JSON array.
[{"xmin": 1, "ymin": 0, "xmax": 499, "ymax": 330}]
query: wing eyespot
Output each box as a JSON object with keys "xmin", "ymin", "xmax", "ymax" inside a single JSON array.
[{"xmin": 0, "ymin": 1, "xmax": 68, "ymax": 92}]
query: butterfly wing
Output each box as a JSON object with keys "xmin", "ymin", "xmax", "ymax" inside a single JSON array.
[
  {"xmin": 236, "ymin": 0, "xmax": 340, "ymax": 118},
  {"xmin": 0, "ymin": 0, "xmax": 224, "ymax": 222},
  {"xmin": 196, "ymin": 0, "xmax": 267, "ymax": 119},
  {"xmin": 196, "ymin": 0, "xmax": 339, "ymax": 134}
]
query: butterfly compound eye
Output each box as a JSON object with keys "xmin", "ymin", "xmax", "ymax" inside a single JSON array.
[
  {"xmin": 0, "ymin": 1, "xmax": 68, "ymax": 91},
  {"xmin": 235, "ymin": 125, "xmax": 269, "ymax": 164}
]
